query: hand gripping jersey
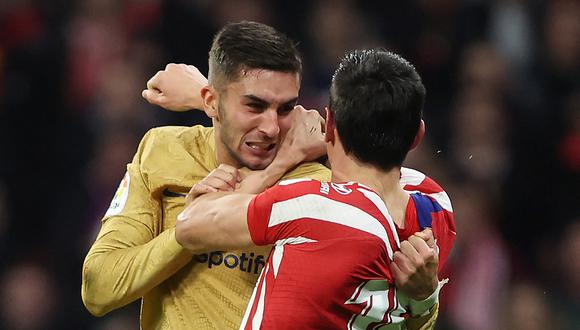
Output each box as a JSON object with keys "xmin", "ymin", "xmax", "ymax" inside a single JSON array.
[
  {"xmin": 242, "ymin": 172, "xmax": 455, "ymax": 329},
  {"xmin": 82, "ymin": 126, "xmax": 331, "ymax": 329}
]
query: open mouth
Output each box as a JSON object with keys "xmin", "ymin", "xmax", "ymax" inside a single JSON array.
[{"xmin": 245, "ymin": 142, "xmax": 276, "ymax": 152}]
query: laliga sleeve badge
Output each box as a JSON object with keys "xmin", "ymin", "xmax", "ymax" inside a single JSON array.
[{"xmin": 105, "ymin": 171, "xmax": 131, "ymax": 217}]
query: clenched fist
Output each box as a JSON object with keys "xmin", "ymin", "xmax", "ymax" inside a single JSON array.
[
  {"xmin": 276, "ymin": 105, "xmax": 327, "ymax": 164},
  {"xmin": 390, "ymin": 228, "xmax": 439, "ymax": 301},
  {"xmin": 142, "ymin": 63, "xmax": 208, "ymax": 111}
]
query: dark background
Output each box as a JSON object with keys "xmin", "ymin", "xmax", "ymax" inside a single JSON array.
[{"xmin": 0, "ymin": 0, "xmax": 578, "ymax": 329}]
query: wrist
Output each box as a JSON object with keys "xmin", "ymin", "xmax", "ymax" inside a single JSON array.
[
  {"xmin": 274, "ymin": 153, "xmax": 302, "ymax": 171},
  {"xmin": 413, "ymin": 277, "xmax": 439, "ymax": 301},
  {"xmin": 407, "ymin": 278, "xmax": 448, "ymax": 317}
]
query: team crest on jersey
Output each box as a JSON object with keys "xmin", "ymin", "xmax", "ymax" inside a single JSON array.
[
  {"xmin": 330, "ymin": 182, "xmax": 352, "ymax": 195},
  {"xmin": 105, "ymin": 171, "xmax": 130, "ymax": 217}
]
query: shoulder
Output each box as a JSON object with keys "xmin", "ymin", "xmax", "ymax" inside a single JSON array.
[
  {"xmin": 139, "ymin": 125, "xmax": 211, "ymax": 153},
  {"xmin": 134, "ymin": 125, "xmax": 215, "ymax": 189},
  {"xmin": 401, "ymin": 167, "xmax": 452, "ymax": 212},
  {"xmin": 265, "ymin": 180, "xmax": 367, "ymax": 205},
  {"xmin": 273, "ymin": 178, "xmax": 323, "ymax": 195},
  {"xmin": 256, "ymin": 179, "xmax": 324, "ymax": 205},
  {"xmin": 281, "ymin": 162, "xmax": 331, "ymax": 181},
  {"xmin": 401, "ymin": 167, "xmax": 438, "ymax": 191}
]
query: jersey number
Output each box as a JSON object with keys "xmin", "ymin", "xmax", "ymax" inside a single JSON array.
[{"xmin": 345, "ymin": 280, "xmax": 399, "ymax": 330}]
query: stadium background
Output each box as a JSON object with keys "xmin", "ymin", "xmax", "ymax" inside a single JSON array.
[{"xmin": 0, "ymin": 0, "xmax": 578, "ymax": 329}]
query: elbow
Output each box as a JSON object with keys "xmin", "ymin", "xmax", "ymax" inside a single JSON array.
[
  {"xmin": 174, "ymin": 221, "xmax": 190, "ymax": 250},
  {"xmin": 82, "ymin": 294, "xmax": 109, "ymax": 317},
  {"xmin": 175, "ymin": 211, "xmax": 214, "ymax": 252},
  {"xmin": 175, "ymin": 218, "xmax": 203, "ymax": 251},
  {"xmin": 81, "ymin": 259, "xmax": 114, "ymax": 317}
]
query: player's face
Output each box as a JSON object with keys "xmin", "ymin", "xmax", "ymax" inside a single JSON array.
[{"xmin": 216, "ymin": 69, "xmax": 300, "ymax": 170}]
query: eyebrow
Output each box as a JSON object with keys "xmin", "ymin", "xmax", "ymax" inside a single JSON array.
[{"xmin": 243, "ymin": 94, "xmax": 299, "ymax": 106}]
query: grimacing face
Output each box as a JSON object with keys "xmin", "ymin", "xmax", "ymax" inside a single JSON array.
[{"xmin": 214, "ymin": 69, "xmax": 300, "ymax": 170}]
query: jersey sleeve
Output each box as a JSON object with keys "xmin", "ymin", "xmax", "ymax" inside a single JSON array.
[
  {"xmin": 247, "ymin": 180, "xmax": 316, "ymax": 246},
  {"xmin": 81, "ymin": 129, "xmax": 193, "ymax": 316},
  {"xmin": 406, "ymin": 303, "xmax": 439, "ymax": 330}
]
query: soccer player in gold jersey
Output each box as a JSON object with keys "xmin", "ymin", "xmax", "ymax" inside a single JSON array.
[{"xmin": 82, "ymin": 21, "xmax": 441, "ymax": 329}]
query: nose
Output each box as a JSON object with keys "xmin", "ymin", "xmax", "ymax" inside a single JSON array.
[{"xmin": 258, "ymin": 109, "xmax": 280, "ymax": 138}]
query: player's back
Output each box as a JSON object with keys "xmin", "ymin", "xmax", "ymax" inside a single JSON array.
[{"xmin": 244, "ymin": 180, "xmax": 406, "ymax": 329}]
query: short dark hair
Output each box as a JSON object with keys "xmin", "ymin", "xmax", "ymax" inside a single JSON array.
[
  {"xmin": 329, "ymin": 49, "xmax": 426, "ymax": 171},
  {"xmin": 208, "ymin": 21, "xmax": 302, "ymax": 89}
]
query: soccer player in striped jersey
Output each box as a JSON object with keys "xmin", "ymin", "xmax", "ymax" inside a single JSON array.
[{"xmin": 176, "ymin": 49, "xmax": 455, "ymax": 329}]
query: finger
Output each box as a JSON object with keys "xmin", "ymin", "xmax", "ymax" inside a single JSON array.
[
  {"xmin": 393, "ymin": 249, "xmax": 416, "ymax": 274},
  {"xmin": 147, "ymin": 72, "xmax": 162, "ymax": 90},
  {"xmin": 412, "ymin": 229, "xmax": 436, "ymax": 253},
  {"xmin": 217, "ymin": 164, "xmax": 238, "ymax": 177},
  {"xmin": 389, "ymin": 259, "xmax": 407, "ymax": 286},
  {"xmin": 193, "ymin": 183, "xmax": 218, "ymax": 194},
  {"xmin": 165, "ymin": 63, "xmax": 178, "ymax": 70},
  {"xmin": 219, "ymin": 165, "xmax": 240, "ymax": 185},
  {"xmin": 295, "ymin": 105, "xmax": 306, "ymax": 112},
  {"xmin": 187, "ymin": 182, "xmax": 218, "ymax": 196},
  {"xmin": 399, "ymin": 240, "xmax": 423, "ymax": 266},
  {"xmin": 202, "ymin": 176, "xmax": 235, "ymax": 191},
  {"xmin": 415, "ymin": 228, "xmax": 434, "ymax": 243},
  {"xmin": 142, "ymin": 89, "xmax": 165, "ymax": 105},
  {"xmin": 211, "ymin": 167, "xmax": 239, "ymax": 188},
  {"xmin": 185, "ymin": 184, "xmax": 217, "ymax": 204},
  {"xmin": 408, "ymin": 235, "xmax": 432, "ymax": 256},
  {"xmin": 409, "ymin": 235, "xmax": 439, "ymax": 266}
]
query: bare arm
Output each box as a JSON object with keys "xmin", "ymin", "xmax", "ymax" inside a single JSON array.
[
  {"xmin": 175, "ymin": 191, "xmax": 256, "ymax": 252},
  {"xmin": 142, "ymin": 63, "xmax": 208, "ymax": 111}
]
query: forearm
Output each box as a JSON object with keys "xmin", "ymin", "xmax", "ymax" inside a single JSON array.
[
  {"xmin": 176, "ymin": 192, "xmax": 254, "ymax": 252},
  {"xmin": 82, "ymin": 225, "xmax": 192, "ymax": 316},
  {"xmin": 238, "ymin": 158, "xmax": 294, "ymax": 194}
]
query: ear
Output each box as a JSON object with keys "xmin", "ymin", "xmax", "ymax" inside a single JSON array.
[
  {"xmin": 324, "ymin": 107, "xmax": 335, "ymax": 144},
  {"xmin": 201, "ymin": 86, "xmax": 219, "ymax": 119},
  {"xmin": 410, "ymin": 119, "xmax": 425, "ymax": 150}
]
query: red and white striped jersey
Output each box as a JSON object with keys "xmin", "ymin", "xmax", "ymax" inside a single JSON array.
[
  {"xmin": 242, "ymin": 167, "xmax": 456, "ymax": 329},
  {"xmin": 399, "ymin": 167, "xmax": 456, "ymax": 271}
]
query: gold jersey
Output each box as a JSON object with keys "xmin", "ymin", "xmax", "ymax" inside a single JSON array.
[{"xmin": 82, "ymin": 125, "xmax": 332, "ymax": 329}]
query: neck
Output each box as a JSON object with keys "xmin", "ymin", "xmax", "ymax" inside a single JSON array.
[
  {"xmin": 212, "ymin": 121, "xmax": 238, "ymax": 168},
  {"xmin": 331, "ymin": 156, "xmax": 409, "ymax": 228}
]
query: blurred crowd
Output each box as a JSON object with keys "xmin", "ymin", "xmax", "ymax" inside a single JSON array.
[{"xmin": 0, "ymin": 0, "xmax": 578, "ymax": 329}]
